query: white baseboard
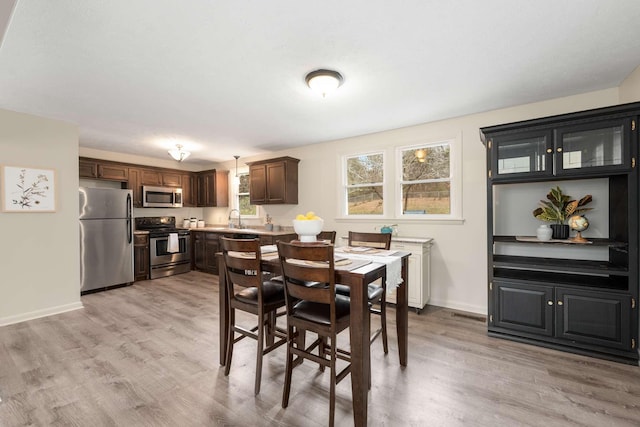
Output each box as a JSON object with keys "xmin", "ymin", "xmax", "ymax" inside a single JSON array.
[
  {"xmin": 0, "ymin": 302, "xmax": 84, "ymax": 327},
  {"xmin": 428, "ymin": 298, "xmax": 487, "ymax": 316}
]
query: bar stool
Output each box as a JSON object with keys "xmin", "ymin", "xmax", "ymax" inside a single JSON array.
[
  {"xmin": 220, "ymin": 237, "xmax": 287, "ymax": 395},
  {"xmin": 277, "ymin": 241, "xmax": 352, "ymax": 427},
  {"xmin": 337, "ymin": 231, "xmax": 392, "ymax": 354}
]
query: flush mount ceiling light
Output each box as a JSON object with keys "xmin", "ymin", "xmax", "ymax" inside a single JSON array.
[
  {"xmin": 168, "ymin": 144, "xmax": 190, "ymax": 162},
  {"xmin": 305, "ymin": 69, "xmax": 344, "ymax": 97}
]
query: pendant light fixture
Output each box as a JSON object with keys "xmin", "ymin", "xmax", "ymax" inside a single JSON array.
[
  {"xmin": 168, "ymin": 144, "xmax": 191, "ymax": 162},
  {"xmin": 305, "ymin": 69, "xmax": 344, "ymax": 97},
  {"xmin": 233, "ymin": 155, "xmax": 241, "ymax": 189}
]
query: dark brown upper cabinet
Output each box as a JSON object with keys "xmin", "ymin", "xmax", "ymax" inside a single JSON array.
[
  {"xmin": 197, "ymin": 169, "xmax": 229, "ymax": 207},
  {"xmin": 79, "ymin": 157, "xmax": 227, "ymax": 208},
  {"xmin": 247, "ymin": 156, "xmax": 299, "ymax": 204},
  {"xmin": 79, "ymin": 158, "xmax": 128, "ymax": 181}
]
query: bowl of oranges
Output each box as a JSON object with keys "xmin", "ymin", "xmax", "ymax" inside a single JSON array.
[{"xmin": 293, "ymin": 211, "xmax": 324, "ymax": 242}]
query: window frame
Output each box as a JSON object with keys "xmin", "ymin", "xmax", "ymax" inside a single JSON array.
[
  {"xmin": 341, "ymin": 150, "xmax": 387, "ymax": 219},
  {"xmin": 337, "ymin": 134, "xmax": 462, "ymax": 223},
  {"xmin": 395, "ymin": 138, "xmax": 461, "ymax": 220},
  {"xmin": 233, "ymin": 169, "xmax": 260, "ymax": 218}
]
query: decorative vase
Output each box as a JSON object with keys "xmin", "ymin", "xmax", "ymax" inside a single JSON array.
[
  {"xmin": 550, "ymin": 224, "xmax": 570, "ymax": 239},
  {"xmin": 536, "ymin": 225, "xmax": 553, "ymax": 241}
]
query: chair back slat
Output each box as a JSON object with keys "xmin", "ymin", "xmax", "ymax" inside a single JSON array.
[
  {"xmin": 348, "ymin": 231, "xmax": 391, "ymax": 249},
  {"xmin": 317, "ymin": 230, "xmax": 337, "ymax": 244},
  {"xmin": 277, "ymin": 241, "xmax": 335, "ymax": 306},
  {"xmin": 221, "ymin": 237, "xmax": 263, "ymax": 290}
]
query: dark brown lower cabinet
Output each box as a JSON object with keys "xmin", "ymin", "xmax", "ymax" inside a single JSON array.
[
  {"xmin": 193, "ymin": 231, "xmax": 297, "ymax": 275},
  {"xmin": 260, "ymin": 233, "xmax": 297, "ymax": 246},
  {"xmin": 492, "ymin": 280, "xmax": 634, "ymax": 357},
  {"xmin": 134, "ymin": 234, "xmax": 150, "ymax": 281},
  {"xmin": 193, "ymin": 232, "xmax": 220, "ymax": 275}
]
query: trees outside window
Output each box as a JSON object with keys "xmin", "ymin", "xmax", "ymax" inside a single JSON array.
[
  {"xmin": 400, "ymin": 142, "xmax": 452, "ymax": 215},
  {"xmin": 341, "ymin": 137, "xmax": 459, "ymax": 220},
  {"xmin": 345, "ymin": 152, "xmax": 384, "ymax": 215}
]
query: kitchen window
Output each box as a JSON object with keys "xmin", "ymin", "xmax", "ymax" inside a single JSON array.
[
  {"xmin": 397, "ymin": 139, "xmax": 459, "ymax": 219},
  {"xmin": 343, "ymin": 152, "xmax": 385, "ymax": 216},
  {"xmin": 237, "ymin": 172, "xmax": 258, "ymax": 217}
]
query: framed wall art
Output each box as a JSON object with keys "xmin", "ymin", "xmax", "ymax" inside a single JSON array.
[{"xmin": 1, "ymin": 166, "xmax": 56, "ymax": 212}]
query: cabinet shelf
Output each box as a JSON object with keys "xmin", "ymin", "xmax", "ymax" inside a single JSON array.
[
  {"xmin": 493, "ymin": 268, "xmax": 629, "ymax": 291},
  {"xmin": 493, "ymin": 254, "xmax": 628, "ymax": 276},
  {"xmin": 493, "ymin": 235, "xmax": 628, "ymax": 248}
]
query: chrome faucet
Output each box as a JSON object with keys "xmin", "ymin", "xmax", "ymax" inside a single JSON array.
[{"xmin": 228, "ymin": 209, "xmax": 242, "ymax": 229}]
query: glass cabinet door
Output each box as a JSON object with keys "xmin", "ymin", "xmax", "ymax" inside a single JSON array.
[
  {"xmin": 491, "ymin": 131, "xmax": 553, "ymax": 180},
  {"xmin": 556, "ymin": 118, "xmax": 630, "ymax": 174}
]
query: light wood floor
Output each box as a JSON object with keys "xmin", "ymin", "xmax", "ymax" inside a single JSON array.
[{"xmin": 1, "ymin": 271, "xmax": 639, "ymax": 426}]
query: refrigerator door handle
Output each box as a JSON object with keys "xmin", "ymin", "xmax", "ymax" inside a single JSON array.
[{"xmin": 127, "ymin": 193, "xmax": 132, "ymax": 244}]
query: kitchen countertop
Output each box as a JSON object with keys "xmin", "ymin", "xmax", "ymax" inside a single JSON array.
[
  {"xmin": 134, "ymin": 227, "xmax": 432, "ymax": 243},
  {"xmin": 189, "ymin": 226, "xmax": 296, "ymax": 236}
]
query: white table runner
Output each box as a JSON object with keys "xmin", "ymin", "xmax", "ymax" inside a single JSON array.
[{"xmin": 335, "ymin": 246, "xmax": 403, "ymax": 291}]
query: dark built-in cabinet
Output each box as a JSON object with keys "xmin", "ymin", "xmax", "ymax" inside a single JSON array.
[
  {"xmin": 247, "ymin": 156, "xmax": 299, "ymax": 204},
  {"xmin": 481, "ymin": 102, "xmax": 640, "ymax": 364}
]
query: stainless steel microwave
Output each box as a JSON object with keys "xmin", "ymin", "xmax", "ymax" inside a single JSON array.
[{"xmin": 142, "ymin": 186, "xmax": 183, "ymax": 208}]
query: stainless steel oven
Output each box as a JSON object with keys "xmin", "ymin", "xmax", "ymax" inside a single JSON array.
[
  {"xmin": 149, "ymin": 232, "xmax": 191, "ymax": 278},
  {"xmin": 135, "ymin": 216, "xmax": 191, "ymax": 279}
]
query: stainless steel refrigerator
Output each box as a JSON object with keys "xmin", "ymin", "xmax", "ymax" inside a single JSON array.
[{"xmin": 79, "ymin": 187, "xmax": 134, "ymax": 293}]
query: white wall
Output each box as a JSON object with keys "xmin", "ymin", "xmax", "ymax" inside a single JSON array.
[
  {"xmin": 620, "ymin": 64, "xmax": 640, "ymax": 103},
  {"xmin": 1, "ymin": 85, "xmax": 633, "ymax": 326},
  {"xmin": 0, "ymin": 108, "xmax": 82, "ymax": 325},
  {"xmin": 243, "ymin": 88, "xmax": 621, "ymax": 314}
]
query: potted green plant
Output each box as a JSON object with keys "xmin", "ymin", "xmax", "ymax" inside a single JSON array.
[{"xmin": 532, "ymin": 186, "xmax": 593, "ymax": 239}]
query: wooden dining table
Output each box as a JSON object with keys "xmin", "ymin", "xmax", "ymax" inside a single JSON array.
[{"xmin": 217, "ymin": 249, "xmax": 410, "ymax": 427}]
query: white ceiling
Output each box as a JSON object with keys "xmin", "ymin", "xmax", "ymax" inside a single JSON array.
[{"xmin": 1, "ymin": 1, "xmax": 640, "ymax": 165}]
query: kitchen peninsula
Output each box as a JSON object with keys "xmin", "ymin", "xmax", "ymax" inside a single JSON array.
[{"xmin": 191, "ymin": 226, "xmax": 297, "ymax": 275}]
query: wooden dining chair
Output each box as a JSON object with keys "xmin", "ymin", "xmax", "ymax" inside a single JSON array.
[
  {"xmin": 271, "ymin": 231, "xmax": 335, "ymax": 284},
  {"xmin": 317, "ymin": 230, "xmax": 337, "ymax": 244},
  {"xmin": 277, "ymin": 241, "xmax": 352, "ymax": 427},
  {"xmin": 220, "ymin": 237, "xmax": 288, "ymax": 395},
  {"xmin": 338, "ymin": 231, "xmax": 392, "ymax": 354}
]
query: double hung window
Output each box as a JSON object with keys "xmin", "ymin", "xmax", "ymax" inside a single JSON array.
[
  {"xmin": 399, "ymin": 142, "xmax": 452, "ymax": 216},
  {"xmin": 341, "ymin": 137, "xmax": 460, "ymax": 220},
  {"xmin": 344, "ymin": 152, "xmax": 385, "ymax": 216}
]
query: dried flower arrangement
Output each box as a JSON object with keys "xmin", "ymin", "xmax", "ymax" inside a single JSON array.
[{"xmin": 532, "ymin": 186, "xmax": 593, "ymax": 224}]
